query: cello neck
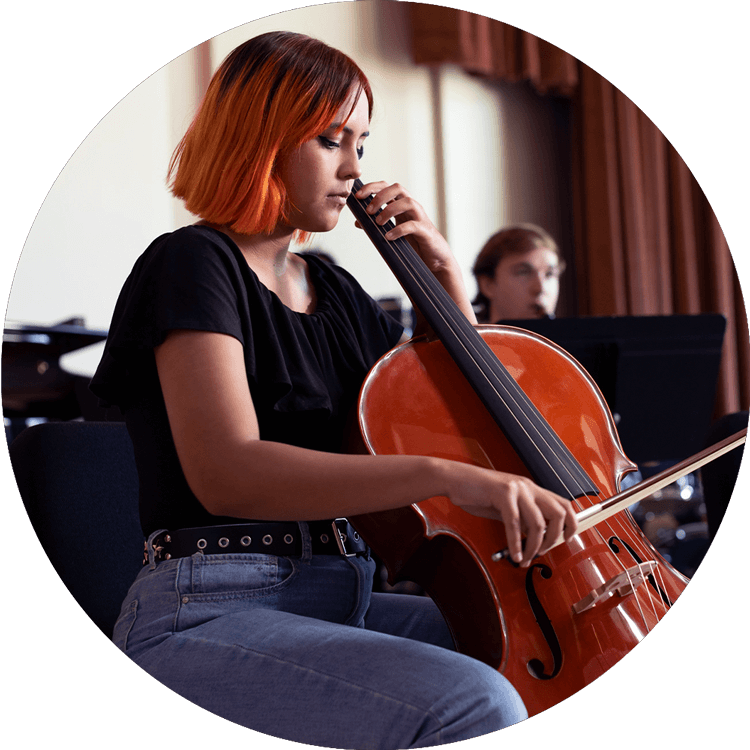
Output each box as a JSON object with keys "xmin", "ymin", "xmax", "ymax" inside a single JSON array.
[{"xmin": 346, "ymin": 179, "xmax": 599, "ymax": 498}]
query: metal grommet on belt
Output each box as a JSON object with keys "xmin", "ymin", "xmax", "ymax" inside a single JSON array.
[
  {"xmin": 262, "ymin": 534, "xmax": 273, "ymax": 546},
  {"xmin": 218, "ymin": 537, "xmax": 229, "ymax": 548},
  {"xmin": 240, "ymin": 536, "xmax": 252, "ymax": 547},
  {"xmin": 197, "ymin": 538, "xmax": 207, "ymax": 550}
]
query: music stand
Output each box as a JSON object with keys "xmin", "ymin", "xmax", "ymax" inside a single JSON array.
[{"xmin": 497, "ymin": 314, "xmax": 726, "ymax": 466}]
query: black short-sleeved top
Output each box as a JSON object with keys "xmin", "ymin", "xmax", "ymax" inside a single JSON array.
[{"xmin": 90, "ymin": 226, "xmax": 403, "ymax": 536}]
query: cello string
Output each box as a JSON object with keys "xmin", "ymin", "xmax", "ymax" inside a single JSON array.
[
  {"xmin": 378, "ymin": 222, "xmax": 665, "ymax": 624},
  {"xmin": 358, "ymin": 196, "xmax": 619, "ymax": 514},
  {"xmin": 355, "ymin": 193, "xmax": 668, "ymax": 622},
  {"xmin": 399, "ymin": 212, "xmax": 661, "ymax": 616},
  {"xmin": 356, "ymin": 200, "xmax": 588, "ymax": 501},
  {"xmin": 375, "ymin": 218, "xmax": 593, "ymax": 496}
]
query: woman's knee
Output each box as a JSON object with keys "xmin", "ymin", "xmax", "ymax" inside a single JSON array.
[
  {"xmin": 416, "ymin": 658, "xmax": 527, "ymax": 746},
  {"xmin": 466, "ymin": 663, "xmax": 526, "ymax": 725},
  {"xmin": 474, "ymin": 666, "xmax": 528, "ymax": 728}
]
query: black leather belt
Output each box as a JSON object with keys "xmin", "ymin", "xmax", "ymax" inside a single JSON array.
[{"xmin": 144, "ymin": 519, "xmax": 368, "ymax": 564}]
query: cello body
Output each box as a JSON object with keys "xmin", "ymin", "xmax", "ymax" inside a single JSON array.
[{"xmin": 352, "ymin": 325, "xmax": 689, "ymax": 717}]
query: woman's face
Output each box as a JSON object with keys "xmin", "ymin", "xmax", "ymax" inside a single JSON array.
[
  {"xmin": 276, "ymin": 90, "xmax": 370, "ymax": 233},
  {"xmin": 480, "ymin": 247, "xmax": 562, "ymax": 320}
]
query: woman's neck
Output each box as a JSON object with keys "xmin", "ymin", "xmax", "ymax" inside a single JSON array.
[{"xmin": 197, "ymin": 221, "xmax": 293, "ymax": 276}]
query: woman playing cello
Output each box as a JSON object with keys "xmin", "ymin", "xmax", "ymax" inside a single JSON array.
[{"xmin": 90, "ymin": 30, "xmax": 578, "ymax": 748}]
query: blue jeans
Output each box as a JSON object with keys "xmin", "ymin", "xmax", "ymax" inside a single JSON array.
[{"xmin": 114, "ymin": 523, "xmax": 527, "ymax": 748}]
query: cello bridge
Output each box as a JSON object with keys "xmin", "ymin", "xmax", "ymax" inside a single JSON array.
[{"xmin": 572, "ymin": 561, "xmax": 658, "ymax": 614}]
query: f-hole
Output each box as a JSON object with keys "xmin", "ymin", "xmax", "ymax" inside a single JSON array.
[{"xmin": 524, "ymin": 563, "xmax": 563, "ymax": 680}]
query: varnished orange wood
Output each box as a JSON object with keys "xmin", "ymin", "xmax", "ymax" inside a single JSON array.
[{"xmin": 354, "ymin": 325, "xmax": 689, "ymax": 717}]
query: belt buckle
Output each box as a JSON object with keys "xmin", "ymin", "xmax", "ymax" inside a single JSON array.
[
  {"xmin": 332, "ymin": 518, "xmax": 357, "ymax": 557},
  {"xmin": 143, "ymin": 531, "xmax": 171, "ymax": 565}
]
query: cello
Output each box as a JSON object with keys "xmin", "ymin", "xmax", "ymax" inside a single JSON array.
[{"xmin": 345, "ymin": 179, "xmax": 746, "ymax": 717}]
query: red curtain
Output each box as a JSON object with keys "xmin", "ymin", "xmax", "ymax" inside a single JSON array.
[
  {"xmin": 409, "ymin": 4, "xmax": 578, "ymax": 95},
  {"xmin": 409, "ymin": 4, "xmax": 748, "ymax": 417}
]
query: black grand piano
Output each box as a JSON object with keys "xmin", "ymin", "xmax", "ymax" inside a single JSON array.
[{"xmin": 2, "ymin": 318, "xmax": 114, "ymax": 442}]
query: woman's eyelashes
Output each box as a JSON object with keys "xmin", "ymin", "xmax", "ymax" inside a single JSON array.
[{"xmin": 317, "ymin": 136, "xmax": 365, "ymax": 160}]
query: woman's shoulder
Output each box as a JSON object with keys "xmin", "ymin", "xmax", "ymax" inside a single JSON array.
[
  {"xmin": 132, "ymin": 224, "xmax": 246, "ymax": 284},
  {"xmin": 144, "ymin": 224, "xmax": 238, "ymax": 259}
]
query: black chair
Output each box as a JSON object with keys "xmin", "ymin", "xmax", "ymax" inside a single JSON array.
[{"xmin": 9, "ymin": 421, "xmax": 143, "ymax": 638}]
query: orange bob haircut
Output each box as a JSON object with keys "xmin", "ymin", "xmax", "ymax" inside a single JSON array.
[{"xmin": 168, "ymin": 31, "xmax": 373, "ymax": 237}]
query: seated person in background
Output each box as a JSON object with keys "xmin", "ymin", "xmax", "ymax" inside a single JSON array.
[{"xmin": 472, "ymin": 224, "xmax": 565, "ymax": 322}]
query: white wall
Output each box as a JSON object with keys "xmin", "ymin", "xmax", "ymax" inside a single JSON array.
[
  {"xmin": 5, "ymin": 0, "xmax": 566, "ymax": 362},
  {"xmin": 9, "ymin": 54, "xmax": 179, "ymax": 330}
]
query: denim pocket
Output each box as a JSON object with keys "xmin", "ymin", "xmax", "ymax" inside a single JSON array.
[
  {"xmin": 174, "ymin": 554, "xmax": 300, "ymax": 633},
  {"xmin": 181, "ymin": 554, "xmax": 298, "ymax": 601}
]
